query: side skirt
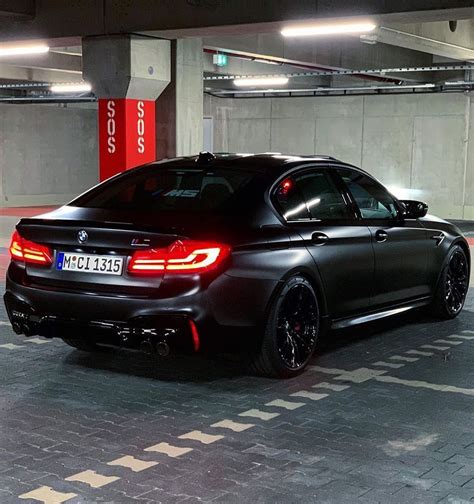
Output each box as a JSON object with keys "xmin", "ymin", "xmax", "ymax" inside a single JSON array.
[{"xmin": 331, "ymin": 297, "xmax": 432, "ymax": 330}]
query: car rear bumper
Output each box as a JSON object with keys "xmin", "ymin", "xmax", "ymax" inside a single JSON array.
[{"xmin": 4, "ymin": 264, "xmax": 279, "ymax": 352}]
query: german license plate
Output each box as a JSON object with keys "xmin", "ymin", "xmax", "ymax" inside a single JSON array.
[{"xmin": 57, "ymin": 252, "xmax": 124, "ymax": 276}]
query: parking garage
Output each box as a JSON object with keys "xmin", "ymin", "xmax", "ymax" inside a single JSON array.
[{"xmin": 1, "ymin": 1, "xmax": 474, "ymax": 503}]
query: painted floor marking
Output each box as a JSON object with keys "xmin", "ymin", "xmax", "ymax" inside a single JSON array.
[
  {"xmin": 265, "ymin": 399, "xmax": 306, "ymax": 410},
  {"xmin": 310, "ymin": 366, "xmax": 387, "ymax": 383},
  {"xmin": 238, "ymin": 409, "xmax": 280, "ymax": 421},
  {"xmin": 291, "ymin": 391, "xmax": 328, "ymax": 401},
  {"xmin": 308, "ymin": 365, "xmax": 348, "ymax": 375},
  {"xmin": 211, "ymin": 419, "xmax": 255, "ymax": 432},
  {"xmin": 25, "ymin": 337, "xmax": 51, "ymax": 345},
  {"xmin": 450, "ymin": 334, "xmax": 474, "ymax": 341},
  {"xmin": 65, "ymin": 470, "xmax": 119, "ymax": 488},
  {"xmin": 335, "ymin": 367, "xmax": 388, "ymax": 383},
  {"xmin": 375, "ymin": 375, "xmax": 474, "ymax": 396},
  {"xmin": 372, "ymin": 361, "xmax": 405, "ymax": 369},
  {"xmin": 389, "ymin": 355, "xmax": 419, "ymax": 363},
  {"xmin": 434, "ymin": 339, "xmax": 462, "ymax": 345},
  {"xmin": 107, "ymin": 455, "xmax": 158, "ymax": 472},
  {"xmin": 144, "ymin": 442, "xmax": 193, "ymax": 458},
  {"xmin": 0, "ymin": 343, "xmax": 24, "ymax": 350},
  {"xmin": 311, "ymin": 382, "xmax": 350, "ymax": 392},
  {"xmin": 406, "ymin": 350, "xmax": 434, "ymax": 357},
  {"xmin": 462, "ymin": 330, "xmax": 474, "ymax": 334},
  {"xmin": 0, "ymin": 320, "xmax": 11, "ymax": 326},
  {"xmin": 19, "ymin": 486, "xmax": 77, "ymax": 503},
  {"xmin": 178, "ymin": 430, "xmax": 224, "ymax": 445},
  {"xmin": 420, "ymin": 344, "xmax": 450, "ymax": 351}
]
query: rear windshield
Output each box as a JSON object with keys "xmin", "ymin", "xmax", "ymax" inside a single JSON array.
[{"xmin": 71, "ymin": 166, "xmax": 269, "ymax": 214}]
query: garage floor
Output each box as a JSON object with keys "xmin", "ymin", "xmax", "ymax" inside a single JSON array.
[{"xmin": 1, "ymin": 211, "xmax": 474, "ymax": 504}]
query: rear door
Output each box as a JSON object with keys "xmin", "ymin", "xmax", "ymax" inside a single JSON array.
[
  {"xmin": 272, "ymin": 166, "xmax": 374, "ymax": 318},
  {"xmin": 335, "ymin": 167, "xmax": 430, "ymax": 307}
]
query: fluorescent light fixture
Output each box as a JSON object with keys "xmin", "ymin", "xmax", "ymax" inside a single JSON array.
[
  {"xmin": 50, "ymin": 82, "xmax": 92, "ymax": 93},
  {"xmin": 253, "ymin": 58, "xmax": 282, "ymax": 66},
  {"xmin": 0, "ymin": 44, "xmax": 49, "ymax": 57},
  {"xmin": 234, "ymin": 77, "xmax": 289, "ymax": 87},
  {"xmin": 282, "ymin": 22, "xmax": 377, "ymax": 37}
]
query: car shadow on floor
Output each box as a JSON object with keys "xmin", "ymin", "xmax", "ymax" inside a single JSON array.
[{"xmin": 60, "ymin": 306, "xmax": 474, "ymax": 384}]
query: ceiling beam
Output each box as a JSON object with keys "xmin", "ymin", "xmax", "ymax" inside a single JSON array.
[
  {"xmin": 372, "ymin": 26, "xmax": 474, "ymax": 61},
  {"xmin": 0, "ymin": 51, "xmax": 82, "ymax": 74},
  {"xmin": 0, "ymin": 0, "xmax": 34, "ymax": 18},
  {"xmin": 0, "ymin": 64, "xmax": 83, "ymax": 82}
]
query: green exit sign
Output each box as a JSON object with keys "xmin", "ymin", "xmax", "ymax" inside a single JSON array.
[{"xmin": 213, "ymin": 54, "xmax": 228, "ymax": 67}]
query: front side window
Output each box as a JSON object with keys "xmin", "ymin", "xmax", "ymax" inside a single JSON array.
[
  {"xmin": 337, "ymin": 169, "xmax": 399, "ymax": 220},
  {"xmin": 274, "ymin": 169, "xmax": 352, "ymax": 221}
]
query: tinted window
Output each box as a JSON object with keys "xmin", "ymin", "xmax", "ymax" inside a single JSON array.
[
  {"xmin": 274, "ymin": 169, "xmax": 352, "ymax": 221},
  {"xmin": 72, "ymin": 167, "xmax": 268, "ymax": 215},
  {"xmin": 338, "ymin": 169, "xmax": 399, "ymax": 220}
]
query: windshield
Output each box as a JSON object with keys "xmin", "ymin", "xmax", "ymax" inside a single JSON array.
[{"xmin": 71, "ymin": 166, "xmax": 269, "ymax": 215}]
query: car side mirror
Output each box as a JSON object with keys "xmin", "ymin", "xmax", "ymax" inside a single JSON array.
[{"xmin": 399, "ymin": 200, "xmax": 428, "ymax": 219}]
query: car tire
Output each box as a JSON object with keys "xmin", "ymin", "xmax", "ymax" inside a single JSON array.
[
  {"xmin": 251, "ymin": 275, "xmax": 320, "ymax": 378},
  {"xmin": 61, "ymin": 338, "xmax": 98, "ymax": 352},
  {"xmin": 431, "ymin": 245, "xmax": 469, "ymax": 320}
]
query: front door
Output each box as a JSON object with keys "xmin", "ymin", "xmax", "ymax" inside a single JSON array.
[{"xmin": 336, "ymin": 167, "xmax": 430, "ymax": 307}]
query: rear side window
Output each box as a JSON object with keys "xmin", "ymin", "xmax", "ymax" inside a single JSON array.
[
  {"xmin": 72, "ymin": 167, "xmax": 268, "ymax": 214},
  {"xmin": 274, "ymin": 169, "xmax": 353, "ymax": 221}
]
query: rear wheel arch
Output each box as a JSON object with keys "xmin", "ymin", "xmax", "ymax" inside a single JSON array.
[{"xmin": 264, "ymin": 267, "xmax": 328, "ymax": 324}]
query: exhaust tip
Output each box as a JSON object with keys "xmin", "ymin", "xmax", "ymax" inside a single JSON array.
[
  {"xmin": 139, "ymin": 339, "xmax": 155, "ymax": 354},
  {"xmin": 12, "ymin": 322, "xmax": 23, "ymax": 335},
  {"xmin": 156, "ymin": 341, "xmax": 170, "ymax": 357}
]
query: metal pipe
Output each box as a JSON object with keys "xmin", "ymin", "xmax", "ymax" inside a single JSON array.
[{"xmin": 204, "ymin": 65, "xmax": 474, "ymax": 81}]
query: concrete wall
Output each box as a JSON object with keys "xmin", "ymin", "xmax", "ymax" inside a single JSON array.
[
  {"xmin": 205, "ymin": 92, "xmax": 474, "ymax": 220},
  {"xmin": 0, "ymin": 103, "xmax": 98, "ymax": 207}
]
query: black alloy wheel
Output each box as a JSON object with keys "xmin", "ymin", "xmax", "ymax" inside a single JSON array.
[
  {"xmin": 251, "ymin": 276, "xmax": 320, "ymax": 378},
  {"xmin": 432, "ymin": 245, "xmax": 469, "ymax": 319},
  {"xmin": 276, "ymin": 283, "xmax": 319, "ymax": 369},
  {"xmin": 445, "ymin": 249, "xmax": 469, "ymax": 315}
]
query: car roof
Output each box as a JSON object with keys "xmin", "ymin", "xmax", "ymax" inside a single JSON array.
[{"xmin": 148, "ymin": 152, "xmax": 352, "ymax": 176}]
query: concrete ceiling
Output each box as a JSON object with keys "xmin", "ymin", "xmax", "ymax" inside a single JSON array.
[
  {"xmin": 0, "ymin": 1, "xmax": 472, "ymax": 95},
  {"xmin": 0, "ymin": 0, "xmax": 472, "ymax": 41}
]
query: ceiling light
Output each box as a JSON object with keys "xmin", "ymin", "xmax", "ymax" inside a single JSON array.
[
  {"xmin": 50, "ymin": 83, "xmax": 92, "ymax": 93},
  {"xmin": 0, "ymin": 44, "xmax": 49, "ymax": 57},
  {"xmin": 281, "ymin": 22, "xmax": 377, "ymax": 37},
  {"xmin": 253, "ymin": 58, "xmax": 282, "ymax": 66},
  {"xmin": 234, "ymin": 77, "xmax": 289, "ymax": 87}
]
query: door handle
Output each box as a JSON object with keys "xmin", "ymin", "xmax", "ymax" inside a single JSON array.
[
  {"xmin": 311, "ymin": 232, "xmax": 329, "ymax": 245},
  {"xmin": 375, "ymin": 230, "xmax": 388, "ymax": 243}
]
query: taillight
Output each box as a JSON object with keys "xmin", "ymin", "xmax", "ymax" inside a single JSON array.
[
  {"xmin": 9, "ymin": 230, "xmax": 53, "ymax": 266},
  {"xmin": 128, "ymin": 240, "xmax": 230, "ymax": 275}
]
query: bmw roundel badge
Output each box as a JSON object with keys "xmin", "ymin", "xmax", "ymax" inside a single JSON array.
[{"xmin": 77, "ymin": 230, "xmax": 88, "ymax": 244}]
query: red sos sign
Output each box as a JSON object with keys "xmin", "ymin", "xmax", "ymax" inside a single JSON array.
[
  {"xmin": 106, "ymin": 100, "xmax": 117, "ymax": 154},
  {"xmin": 99, "ymin": 98, "xmax": 156, "ymax": 181}
]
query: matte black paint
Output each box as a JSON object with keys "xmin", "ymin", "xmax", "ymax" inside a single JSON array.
[{"xmin": 4, "ymin": 154, "xmax": 470, "ymax": 351}]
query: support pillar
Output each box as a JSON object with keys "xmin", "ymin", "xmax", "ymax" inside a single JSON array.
[
  {"xmin": 156, "ymin": 39, "xmax": 204, "ymax": 159},
  {"xmin": 83, "ymin": 35, "xmax": 171, "ymax": 181}
]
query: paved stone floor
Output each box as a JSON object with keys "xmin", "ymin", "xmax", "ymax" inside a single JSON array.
[
  {"xmin": 1, "ymin": 211, "xmax": 474, "ymax": 503},
  {"xmin": 1, "ymin": 281, "xmax": 474, "ymax": 503}
]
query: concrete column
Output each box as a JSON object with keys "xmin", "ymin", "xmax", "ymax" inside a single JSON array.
[
  {"xmin": 156, "ymin": 38, "xmax": 204, "ymax": 159},
  {"xmin": 83, "ymin": 35, "xmax": 171, "ymax": 180}
]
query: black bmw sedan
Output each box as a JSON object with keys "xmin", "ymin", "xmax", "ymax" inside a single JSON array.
[{"xmin": 4, "ymin": 153, "xmax": 470, "ymax": 377}]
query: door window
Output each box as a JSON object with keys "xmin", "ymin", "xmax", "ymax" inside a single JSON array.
[
  {"xmin": 337, "ymin": 169, "xmax": 399, "ymax": 220},
  {"xmin": 274, "ymin": 169, "xmax": 352, "ymax": 221}
]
